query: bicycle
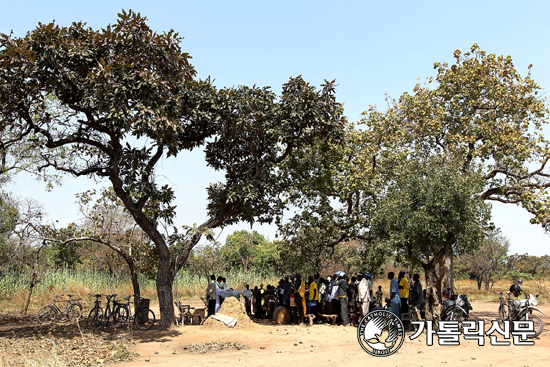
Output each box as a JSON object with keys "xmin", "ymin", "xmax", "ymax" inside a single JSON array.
[
  {"xmin": 87, "ymin": 294, "xmax": 104, "ymax": 328},
  {"xmin": 103, "ymin": 293, "xmax": 129, "ymax": 327},
  {"xmin": 494, "ymin": 291, "xmax": 511, "ymax": 320},
  {"xmin": 102, "ymin": 293, "xmax": 118, "ymax": 327},
  {"xmin": 37, "ymin": 294, "xmax": 82, "ymax": 325},
  {"xmin": 113, "ymin": 295, "xmax": 156, "ymax": 330}
]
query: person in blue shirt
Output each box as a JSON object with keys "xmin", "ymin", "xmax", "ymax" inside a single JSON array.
[{"xmin": 388, "ymin": 271, "xmax": 402, "ymax": 319}]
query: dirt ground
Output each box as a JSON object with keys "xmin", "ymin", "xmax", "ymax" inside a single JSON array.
[{"xmin": 109, "ymin": 300, "xmax": 550, "ymax": 367}]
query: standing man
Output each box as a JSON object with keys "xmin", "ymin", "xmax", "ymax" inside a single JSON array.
[
  {"xmin": 388, "ymin": 271, "xmax": 402, "ymax": 319},
  {"xmin": 323, "ymin": 277, "xmax": 333, "ymax": 315},
  {"xmin": 216, "ymin": 276, "xmax": 224, "ymax": 311},
  {"xmin": 243, "ymin": 284, "xmax": 252, "ymax": 316},
  {"xmin": 398, "ymin": 271, "xmax": 409, "ymax": 316},
  {"xmin": 330, "ymin": 274, "xmax": 340, "ymax": 318},
  {"xmin": 206, "ymin": 274, "xmax": 217, "ymax": 317},
  {"xmin": 366, "ymin": 273, "xmax": 374, "ymax": 312},
  {"xmin": 283, "ymin": 276, "xmax": 291, "ymax": 309},
  {"xmin": 332, "ymin": 273, "xmax": 349, "ymax": 326},
  {"xmin": 308, "ymin": 275, "xmax": 319, "ymax": 320},
  {"xmin": 410, "ymin": 274, "xmax": 424, "ymax": 308},
  {"xmin": 357, "ymin": 273, "xmax": 370, "ymax": 318},
  {"xmin": 295, "ymin": 274, "xmax": 306, "ymax": 325}
]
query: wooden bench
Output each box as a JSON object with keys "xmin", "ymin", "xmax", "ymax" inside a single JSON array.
[
  {"xmin": 174, "ymin": 300, "xmax": 205, "ymax": 326},
  {"xmin": 317, "ymin": 313, "xmax": 338, "ymax": 325},
  {"xmin": 304, "ymin": 314, "xmax": 316, "ymax": 326}
]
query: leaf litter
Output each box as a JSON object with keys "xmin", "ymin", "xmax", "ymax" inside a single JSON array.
[{"xmin": 0, "ymin": 314, "xmax": 135, "ymax": 366}]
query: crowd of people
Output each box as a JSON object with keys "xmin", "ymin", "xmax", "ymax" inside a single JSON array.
[{"xmin": 205, "ymin": 270, "xmax": 427, "ymax": 326}]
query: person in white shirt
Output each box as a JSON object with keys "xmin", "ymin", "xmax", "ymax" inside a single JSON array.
[
  {"xmin": 357, "ymin": 272, "xmax": 373, "ymax": 318},
  {"xmin": 206, "ymin": 274, "xmax": 217, "ymax": 317}
]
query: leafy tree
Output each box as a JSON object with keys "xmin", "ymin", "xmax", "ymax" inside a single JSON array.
[
  {"xmin": 186, "ymin": 244, "xmax": 221, "ymax": 281},
  {"xmin": 461, "ymin": 229, "xmax": 509, "ymax": 290},
  {"xmin": 276, "ymin": 125, "xmax": 397, "ymax": 273},
  {"xmin": 221, "ymin": 230, "xmax": 266, "ymax": 274},
  {"xmin": 505, "ymin": 253, "xmax": 550, "ymax": 278},
  {"xmin": 0, "ymin": 192, "xmax": 19, "ymax": 274},
  {"xmin": 220, "ymin": 230, "xmax": 279, "ymax": 277},
  {"xmin": 371, "ymin": 157, "xmax": 490, "ymax": 316},
  {"xmin": 0, "ymin": 11, "xmax": 344, "ymax": 328},
  {"xmin": 362, "ymin": 44, "xmax": 550, "ymax": 296}
]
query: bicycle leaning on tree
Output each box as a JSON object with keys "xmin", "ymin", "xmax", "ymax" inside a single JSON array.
[
  {"xmin": 37, "ymin": 294, "xmax": 83, "ymax": 325},
  {"xmin": 113, "ymin": 295, "xmax": 156, "ymax": 330}
]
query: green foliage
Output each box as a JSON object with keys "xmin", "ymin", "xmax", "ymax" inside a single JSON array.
[
  {"xmin": 0, "ymin": 10, "xmax": 347, "ymax": 327},
  {"xmin": 505, "ymin": 253, "xmax": 550, "ymax": 278},
  {"xmin": 461, "ymin": 229, "xmax": 509, "ymax": 290},
  {"xmin": 362, "ymin": 44, "xmax": 550, "ymax": 222},
  {"xmin": 372, "ymin": 157, "xmax": 491, "ymax": 268}
]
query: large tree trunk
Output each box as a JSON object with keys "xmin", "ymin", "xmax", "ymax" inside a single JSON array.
[
  {"xmin": 422, "ymin": 263, "xmax": 440, "ymax": 321},
  {"xmin": 157, "ymin": 255, "xmax": 176, "ymax": 329},
  {"xmin": 435, "ymin": 244, "xmax": 454, "ymax": 298},
  {"xmin": 130, "ymin": 265, "xmax": 141, "ymax": 304}
]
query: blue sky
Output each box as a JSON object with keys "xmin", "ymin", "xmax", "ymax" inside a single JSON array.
[{"xmin": 2, "ymin": 1, "xmax": 550, "ymax": 255}]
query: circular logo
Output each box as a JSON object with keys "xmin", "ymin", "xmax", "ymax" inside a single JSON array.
[{"xmin": 357, "ymin": 310, "xmax": 405, "ymax": 357}]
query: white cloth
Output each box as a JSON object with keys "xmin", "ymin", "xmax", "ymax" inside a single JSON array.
[
  {"xmin": 324, "ymin": 283, "xmax": 333, "ymax": 302},
  {"xmin": 214, "ymin": 284, "xmax": 221, "ymax": 313},
  {"xmin": 358, "ymin": 278, "xmax": 373, "ymax": 316},
  {"xmin": 212, "ymin": 313, "xmax": 237, "ymax": 328},
  {"xmin": 358, "ymin": 279, "xmax": 369, "ymax": 302},
  {"xmin": 330, "ymin": 282, "xmax": 339, "ymax": 299}
]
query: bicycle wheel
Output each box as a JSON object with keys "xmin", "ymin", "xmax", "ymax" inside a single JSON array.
[
  {"xmin": 104, "ymin": 306, "xmax": 112, "ymax": 327},
  {"xmin": 37, "ymin": 305, "xmax": 57, "ymax": 325},
  {"xmin": 498, "ymin": 304, "xmax": 508, "ymax": 320},
  {"xmin": 87, "ymin": 307, "xmax": 103, "ymax": 328},
  {"xmin": 114, "ymin": 305, "xmax": 129, "ymax": 325},
  {"xmin": 518, "ymin": 313, "xmax": 545, "ymax": 338},
  {"xmin": 134, "ymin": 308, "xmax": 155, "ymax": 330},
  {"xmin": 67, "ymin": 304, "xmax": 82, "ymax": 322}
]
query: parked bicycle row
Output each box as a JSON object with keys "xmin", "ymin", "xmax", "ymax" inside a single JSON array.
[{"xmin": 36, "ymin": 293, "xmax": 156, "ymax": 330}]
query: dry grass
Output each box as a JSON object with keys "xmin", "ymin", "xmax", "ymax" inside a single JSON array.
[
  {"xmin": 455, "ymin": 279, "xmax": 550, "ymax": 304},
  {"xmin": 2, "ymin": 270, "xmax": 548, "ymax": 316},
  {"xmin": 0, "ymin": 270, "xmax": 281, "ymax": 315},
  {"xmin": 367, "ymin": 278, "xmax": 550, "ymax": 305}
]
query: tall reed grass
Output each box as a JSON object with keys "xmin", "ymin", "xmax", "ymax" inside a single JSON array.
[
  {"xmin": 0, "ymin": 269, "xmax": 280, "ymax": 313},
  {"xmin": 1, "ymin": 270, "xmax": 547, "ymax": 314}
]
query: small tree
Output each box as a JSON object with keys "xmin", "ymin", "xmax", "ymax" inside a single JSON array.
[
  {"xmin": 43, "ymin": 188, "xmax": 156, "ymax": 301},
  {"xmin": 186, "ymin": 244, "xmax": 221, "ymax": 281},
  {"xmin": 371, "ymin": 157, "xmax": 490, "ymax": 318},
  {"xmin": 462, "ymin": 229, "xmax": 509, "ymax": 290}
]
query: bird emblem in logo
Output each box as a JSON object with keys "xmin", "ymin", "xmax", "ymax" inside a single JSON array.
[{"xmin": 357, "ymin": 310, "xmax": 405, "ymax": 357}]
